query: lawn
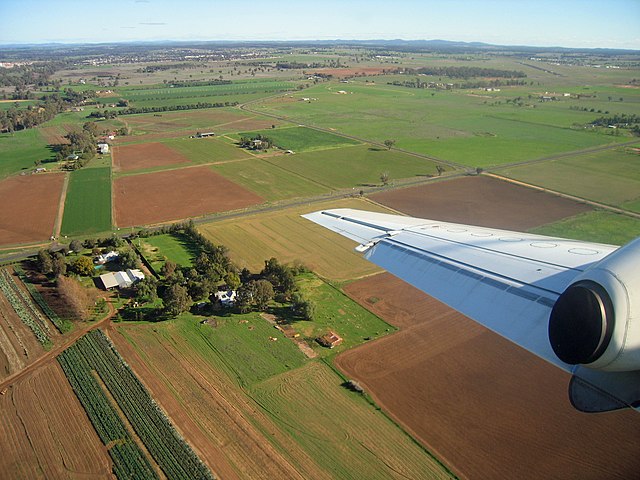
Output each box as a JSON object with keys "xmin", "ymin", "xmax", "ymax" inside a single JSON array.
[
  {"xmin": 198, "ymin": 197, "xmax": 392, "ymax": 282},
  {"xmin": 61, "ymin": 167, "xmax": 111, "ymax": 236},
  {"xmin": 530, "ymin": 211, "xmax": 640, "ymax": 246},
  {"xmin": 236, "ymin": 126, "xmax": 360, "ymax": 152},
  {"xmin": 250, "ymin": 362, "xmax": 453, "ymax": 480},
  {"xmin": 499, "ymin": 147, "xmax": 640, "ymax": 211},
  {"xmin": 0, "ymin": 128, "xmax": 54, "ymax": 178},
  {"xmin": 138, "ymin": 233, "xmax": 199, "ymax": 272}
]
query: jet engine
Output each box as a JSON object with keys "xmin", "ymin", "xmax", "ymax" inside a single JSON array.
[{"xmin": 549, "ymin": 237, "xmax": 640, "ymax": 372}]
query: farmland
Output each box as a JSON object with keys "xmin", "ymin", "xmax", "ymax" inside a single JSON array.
[
  {"xmin": 111, "ymin": 311, "xmax": 454, "ymax": 479},
  {"xmin": 199, "ymin": 197, "xmax": 393, "ymax": 281},
  {"xmin": 61, "ymin": 166, "xmax": 112, "ymax": 236},
  {"xmin": 337, "ymin": 272, "xmax": 640, "ymax": 479},
  {"xmin": 0, "ymin": 128, "xmax": 53, "ymax": 178},
  {"xmin": 1, "ymin": 41, "xmax": 640, "ymax": 480},
  {"xmin": 113, "ymin": 165, "xmax": 263, "ymax": 227},
  {"xmin": 58, "ymin": 329, "xmax": 213, "ymax": 479},
  {"xmin": 498, "ymin": 146, "xmax": 640, "ymax": 211},
  {"xmin": 0, "ymin": 361, "xmax": 112, "ymax": 479},
  {"xmin": 0, "ymin": 172, "xmax": 64, "ymax": 245},
  {"xmin": 236, "ymin": 125, "xmax": 361, "ymax": 152}
]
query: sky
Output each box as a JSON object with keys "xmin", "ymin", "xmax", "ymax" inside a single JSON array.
[{"xmin": 1, "ymin": 0, "xmax": 639, "ymax": 49}]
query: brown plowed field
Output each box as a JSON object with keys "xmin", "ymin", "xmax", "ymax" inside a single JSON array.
[
  {"xmin": 113, "ymin": 142, "xmax": 190, "ymax": 172},
  {"xmin": 0, "ymin": 173, "xmax": 64, "ymax": 245},
  {"xmin": 39, "ymin": 125, "xmax": 72, "ymax": 145},
  {"xmin": 338, "ymin": 273, "xmax": 640, "ymax": 479},
  {"xmin": 113, "ymin": 166, "xmax": 263, "ymax": 227},
  {"xmin": 0, "ymin": 361, "xmax": 112, "ymax": 479},
  {"xmin": 370, "ymin": 175, "xmax": 592, "ymax": 230}
]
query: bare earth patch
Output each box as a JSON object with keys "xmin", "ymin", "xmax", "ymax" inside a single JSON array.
[
  {"xmin": 0, "ymin": 362, "xmax": 111, "ymax": 479},
  {"xmin": 113, "ymin": 142, "xmax": 190, "ymax": 172},
  {"xmin": 114, "ymin": 165, "xmax": 263, "ymax": 227},
  {"xmin": 370, "ymin": 175, "xmax": 592, "ymax": 230},
  {"xmin": 0, "ymin": 173, "xmax": 64, "ymax": 245},
  {"xmin": 338, "ymin": 272, "xmax": 640, "ymax": 479}
]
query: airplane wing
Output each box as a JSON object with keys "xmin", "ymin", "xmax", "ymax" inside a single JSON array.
[{"xmin": 303, "ymin": 208, "xmax": 640, "ymax": 412}]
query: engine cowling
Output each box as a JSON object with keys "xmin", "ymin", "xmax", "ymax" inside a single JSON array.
[{"xmin": 549, "ymin": 237, "xmax": 640, "ymax": 372}]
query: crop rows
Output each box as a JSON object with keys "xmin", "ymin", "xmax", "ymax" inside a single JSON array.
[
  {"xmin": 58, "ymin": 338, "xmax": 159, "ymax": 479},
  {"xmin": 13, "ymin": 267, "xmax": 72, "ymax": 333},
  {"xmin": 0, "ymin": 269, "xmax": 51, "ymax": 347},
  {"xmin": 58, "ymin": 330, "xmax": 214, "ymax": 480}
]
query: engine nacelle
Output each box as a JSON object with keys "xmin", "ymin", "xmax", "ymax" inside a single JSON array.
[{"xmin": 549, "ymin": 237, "xmax": 640, "ymax": 372}]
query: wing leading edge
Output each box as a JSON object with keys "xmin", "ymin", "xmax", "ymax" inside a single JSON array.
[{"xmin": 302, "ymin": 209, "xmax": 617, "ymax": 373}]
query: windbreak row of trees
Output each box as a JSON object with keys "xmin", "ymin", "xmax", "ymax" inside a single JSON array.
[
  {"xmin": 400, "ymin": 66, "xmax": 526, "ymax": 78},
  {"xmin": 0, "ymin": 88, "xmax": 97, "ymax": 132}
]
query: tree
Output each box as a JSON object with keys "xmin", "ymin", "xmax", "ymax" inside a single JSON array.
[
  {"xmin": 118, "ymin": 247, "xmax": 141, "ymax": 269},
  {"xmin": 52, "ymin": 253, "xmax": 67, "ymax": 277},
  {"xmin": 224, "ymin": 271, "xmax": 241, "ymax": 290},
  {"xmin": 71, "ymin": 256, "xmax": 95, "ymax": 276},
  {"xmin": 253, "ymin": 279, "xmax": 274, "ymax": 311},
  {"xmin": 161, "ymin": 259, "xmax": 177, "ymax": 278},
  {"xmin": 383, "ymin": 139, "xmax": 396, "ymax": 150},
  {"xmin": 291, "ymin": 292, "xmax": 316, "ymax": 320},
  {"xmin": 134, "ymin": 276, "xmax": 158, "ymax": 304},
  {"xmin": 69, "ymin": 239, "xmax": 83, "ymax": 254},
  {"xmin": 436, "ymin": 165, "xmax": 445, "ymax": 176},
  {"xmin": 163, "ymin": 283, "xmax": 192, "ymax": 316},
  {"xmin": 261, "ymin": 257, "xmax": 294, "ymax": 297},
  {"xmin": 380, "ymin": 172, "xmax": 389, "ymax": 186},
  {"xmin": 235, "ymin": 281, "xmax": 256, "ymax": 313},
  {"xmin": 37, "ymin": 249, "xmax": 53, "ymax": 274}
]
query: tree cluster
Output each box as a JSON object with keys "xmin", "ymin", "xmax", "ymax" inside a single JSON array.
[
  {"xmin": 238, "ymin": 133, "xmax": 274, "ymax": 150},
  {"xmin": 407, "ymin": 66, "xmax": 526, "ymax": 79}
]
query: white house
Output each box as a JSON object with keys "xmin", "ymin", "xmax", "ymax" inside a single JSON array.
[
  {"xmin": 95, "ymin": 251, "xmax": 119, "ymax": 265},
  {"xmin": 99, "ymin": 269, "xmax": 144, "ymax": 290},
  {"xmin": 214, "ymin": 290, "xmax": 236, "ymax": 306}
]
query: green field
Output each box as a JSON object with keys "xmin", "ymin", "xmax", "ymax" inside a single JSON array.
[
  {"xmin": 61, "ymin": 167, "xmax": 112, "ymax": 235},
  {"xmin": 211, "ymin": 158, "xmax": 329, "ymax": 201},
  {"xmin": 530, "ymin": 210, "xmax": 640, "ymax": 246},
  {"xmin": 164, "ymin": 136, "xmax": 253, "ymax": 164},
  {"xmin": 159, "ymin": 311, "xmax": 306, "ymax": 388},
  {"xmin": 0, "ymin": 128, "xmax": 54, "ymax": 178},
  {"xmin": 254, "ymin": 82, "xmax": 626, "ymax": 167},
  {"xmin": 138, "ymin": 233, "xmax": 199, "ymax": 271},
  {"xmin": 269, "ymin": 143, "xmax": 441, "ymax": 188},
  {"xmin": 250, "ymin": 362, "xmax": 452, "ymax": 480},
  {"xmin": 237, "ymin": 126, "xmax": 360, "ymax": 152},
  {"xmin": 499, "ymin": 148, "xmax": 640, "ymax": 211},
  {"xmin": 117, "ymin": 80, "xmax": 297, "ymax": 108}
]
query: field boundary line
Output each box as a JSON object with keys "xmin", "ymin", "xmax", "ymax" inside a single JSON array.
[
  {"xmin": 53, "ymin": 172, "xmax": 70, "ymax": 240},
  {"xmin": 485, "ymin": 173, "xmax": 640, "ymax": 219}
]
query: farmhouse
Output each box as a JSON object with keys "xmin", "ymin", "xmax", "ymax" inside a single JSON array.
[
  {"xmin": 99, "ymin": 269, "xmax": 144, "ymax": 290},
  {"xmin": 214, "ymin": 289, "xmax": 236, "ymax": 306},
  {"xmin": 195, "ymin": 132, "xmax": 215, "ymax": 138},
  {"xmin": 94, "ymin": 250, "xmax": 119, "ymax": 265},
  {"xmin": 317, "ymin": 331, "xmax": 343, "ymax": 348}
]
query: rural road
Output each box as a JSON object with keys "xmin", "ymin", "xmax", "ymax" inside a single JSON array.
[{"xmin": 0, "ymin": 296, "xmax": 116, "ymax": 391}]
